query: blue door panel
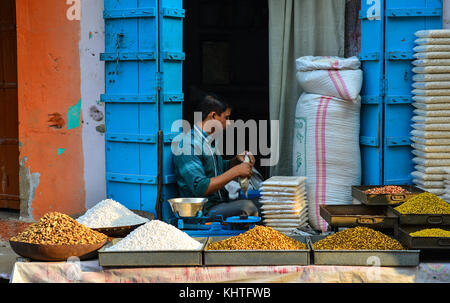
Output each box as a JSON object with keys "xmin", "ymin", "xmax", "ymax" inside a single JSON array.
[
  {"xmin": 384, "ymin": 0, "xmax": 442, "ymax": 184},
  {"xmin": 159, "ymin": 0, "xmax": 185, "ymax": 217},
  {"xmin": 103, "ymin": 0, "xmax": 160, "ymax": 212},
  {"xmin": 359, "ymin": 0, "xmax": 384, "ymax": 185},
  {"xmin": 107, "ymin": 182, "xmax": 142, "ymax": 210}
]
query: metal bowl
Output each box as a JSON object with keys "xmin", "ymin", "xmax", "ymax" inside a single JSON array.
[{"xmin": 168, "ymin": 198, "xmax": 208, "ymax": 217}]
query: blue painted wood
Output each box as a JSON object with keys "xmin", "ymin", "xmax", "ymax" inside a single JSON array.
[
  {"xmin": 359, "ymin": 0, "xmax": 385, "ymax": 185},
  {"xmin": 384, "ymin": 0, "xmax": 442, "ymax": 185},
  {"xmin": 103, "ymin": 0, "xmax": 160, "ymax": 216},
  {"xmin": 158, "ymin": 0, "xmax": 185, "ymax": 221}
]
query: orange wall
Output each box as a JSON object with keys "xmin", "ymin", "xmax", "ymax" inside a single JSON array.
[{"xmin": 16, "ymin": 0, "xmax": 85, "ymax": 219}]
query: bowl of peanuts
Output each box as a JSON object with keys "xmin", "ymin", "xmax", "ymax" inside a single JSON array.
[{"xmin": 9, "ymin": 212, "xmax": 108, "ymax": 261}]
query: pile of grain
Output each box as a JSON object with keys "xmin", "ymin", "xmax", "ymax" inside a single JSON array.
[
  {"xmin": 313, "ymin": 227, "xmax": 404, "ymax": 250},
  {"xmin": 77, "ymin": 199, "xmax": 149, "ymax": 228},
  {"xmin": 410, "ymin": 228, "xmax": 450, "ymax": 237},
  {"xmin": 10, "ymin": 212, "xmax": 107, "ymax": 245},
  {"xmin": 206, "ymin": 225, "xmax": 307, "ymax": 250},
  {"xmin": 105, "ymin": 220, "xmax": 203, "ymax": 251},
  {"xmin": 394, "ymin": 192, "xmax": 450, "ymax": 214}
]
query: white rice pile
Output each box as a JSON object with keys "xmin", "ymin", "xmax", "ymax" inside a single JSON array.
[
  {"xmin": 105, "ymin": 220, "xmax": 203, "ymax": 251},
  {"xmin": 76, "ymin": 199, "xmax": 150, "ymax": 228}
]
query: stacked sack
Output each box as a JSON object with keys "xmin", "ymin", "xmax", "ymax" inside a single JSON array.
[
  {"xmin": 411, "ymin": 29, "xmax": 450, "ymax": 197},
  {"xmin": 260, "ymin": 176, "xmax": 308, "ymax": 234},
  {"xmin": 442, "ymin": 168, "xmax": 450, "ymax": 203},
  {"xmin": 293, "ymin": 56, "xmax": 363, "ymax": 232}
]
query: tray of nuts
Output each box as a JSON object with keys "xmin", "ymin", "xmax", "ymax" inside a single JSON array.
[
  {"xmin": 390, "ymin": 192, "xmax": 450, "ymax": 226},
  {"xmin": 203, "ymin": 226, "xmax": 310, "ymax": 266},
  {"xmin": 398, "ymin": 226, "xmax": 450, "ymax": 250},
  {"xmin": 310, "ymin": 227, "xmax": 420, "ymax": 267},
  {"xmin": 9, "ymin": 212, "xmax": 108, "ymax": 261},
  {"xmin": 352, "ymin": 185, "xmax": 424, "ymax": 206}
]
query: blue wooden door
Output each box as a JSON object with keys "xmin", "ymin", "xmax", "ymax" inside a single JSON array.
[
  {"xmin": 102, "ymin": 0, "xmax": 184, "ymax": 217},
  {"xmin": 359, "ymin": 0, "xmax": 385, "ymax": 185},
  {"xmin": 360, "ymin": 0, "xmax": 442, "ymax": 185},
  {"xmin": 383, "ymin": 0, "xmax": 442, "ymax": 185}
]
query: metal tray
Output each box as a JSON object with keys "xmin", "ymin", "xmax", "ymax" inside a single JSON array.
[
  {"xmin": 352, "ymin": 185, "xmax": 424, "ymax": 206},
  {"xmin": 398, "ymin": 226, "xmax": 450, "ymax": 250},
  {"xmin": 203, "ymin": 236, "xmax": 310, "ymax": 266},
  {"xmin": 309, "ymin": 237, "xmax": 420, "ymax": 267},
  {"xmin": 390, "ymin": 207, "xmax": 450, "ymax": 226},
  {"xmin": 98, "ymin": 237, "xmax": 207, "ymax": 267},
  {"xmin": 320, "ymin": 205, "xmax": 398, "ymax": 229}
]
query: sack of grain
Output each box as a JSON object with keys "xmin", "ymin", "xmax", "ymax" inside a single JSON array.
[
  {"xmin": 411, "ymin": 143, "xmax": 450, "ymax": 153},
  {"xmin": 293, "ymin": 93, "xmax": 361, "ymax": 231},
  {"xmin": 411, "ymin": 170, "xmax": 446, "ymax": 181},
  {"xmin": 413, "ymin": 157, "xmax": 450, "ymax": 166},
  {"xmin": 414, "ymin": 109, "xmax": 450, "ymax": 117},
  {"xmin": 414, "ymin": 45, "xmax": 450, "ymax": 52},
  {"xmin": 413, "ymin": 66, "xmax": 450, "ymax": 74},
  {"xmin": 412, "ymin": 116, "xmax": 450, "ymax": 124},
  {"xmin": 413, "ymin": 95, "xmax": 450, "ymax": 103},
  {"xmin": 295, "ymin": 56, "xmax": 362, "ymax": 102},
  {"xmin": 414, "ymin": 52, "xmax": 450, "ymax": 60},
  {"xmin": 413, "ymin": 59, "xmax": 450, "ymax": 66},
  {"xmin": 415, "ymin": 29, "xmax": 450, "ymax": 38},
  {"xmin": 412, "ymin": 136, "xmax": 450, "ymax": 145},
  {"xmin": 413, "ymin": 82, "xmax": 450, "ymax": 89},
  {"xmin": 411, "ymin": 130, "xmax": 450, "ymax": 139},
  {"xmin": 412, "ymin": 150, "xmax": 450, "ymax": 159},
  {"xmin": 415, "ymin": 38, "xmax": 450, "ymax": 45},
  {"xmin": 412, "ymin": 123, "xmax": 450, "ymax": 131},
  {"xmin": 413, "ymin": 89, "xmax": 450, "ymax": 97}
]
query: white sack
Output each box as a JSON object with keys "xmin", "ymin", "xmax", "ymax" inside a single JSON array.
[
  {"xmin": 415, "ymin": 29, "xmax": 450, "ymax": 38},
  {"xmin": 295, "ymin": 56, "xmax": 362, "ymax": 102},
  {"xmin": 293, "ymin": 93, "xmax": 361, "ymax": 232}
]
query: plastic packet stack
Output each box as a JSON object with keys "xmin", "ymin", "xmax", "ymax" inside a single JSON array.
[
  {"xmin": 442, "ymin": 169, "xmax": 450, "ymax": 202},
  {"xmin": 259, "ymin": 176, "xmax": 308, "ymax": 234},
  {"xmin": 411, "ymin": 29, "xmax": 450, "ymax": 197}
]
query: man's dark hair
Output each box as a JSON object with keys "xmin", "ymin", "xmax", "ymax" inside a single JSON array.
[{"xmin": 196, "ymin": 93, "xmax": 232, "ymax": 121}]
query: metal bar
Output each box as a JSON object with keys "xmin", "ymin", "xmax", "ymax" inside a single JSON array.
[
  {"xmin": 100, "ymin": 52, "xmax": 156, "ymax": 61},
  {"xmin": 358, "ymin": 52, "xmax": 379, "ymax": 61},
  {"xmin": 106, "ymin": 173, "xmax": 157, "ymax": 185},
  {"xmin": 386, "ymin": 51, "xmax": 414, "ymax": 60},
  {"xmin": 103, "ymin": 8, "xmax": 156, "ymax": 19},
  {"xmin": 361, "ymin": 95, "xmax": 382, "ymax": 105},
  {"xmin": 100, "ymin": 94, "xmax": 157, "ymax": 103},
  {"xmin": 106, "ymin": 133, "xmax": 157, "ymax": 144},
  {"xmin": 385, "ymin": 95, "xmax": 413, "ymax": 104},
  {"xmin": 386, "ymin": 8, "xmax": 442, "ymax": 18},
  {"xmin": 161, "ymin": 8, "xmax": 185, "ymax": 18},
  {"xmin": 386, "ymin": 136, "xmax": 412, "ymax": 147},
  {"xmin": 162, "ymin": 93, "xmax": 184, "ymax": 103},
  {"xmin": 162, "ymin": 51, "xmax": 185, "ymax": 61},
  {"xmin": 360, "ymin": 136, "xmax": 379, "ymax": 147}
]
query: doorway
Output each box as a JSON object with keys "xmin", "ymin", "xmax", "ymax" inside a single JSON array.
[
  {"xmin": 183, "ymin": 0, "xmax": 270, "ymax": 178},
  {"xmin": 0, "ymin": 0, "xmax": 20, "ymax": 210}
]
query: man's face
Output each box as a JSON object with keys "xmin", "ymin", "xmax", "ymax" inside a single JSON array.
[{"xmin": 213, "ymin": 108, "xmax": 232, "ymax": 131}]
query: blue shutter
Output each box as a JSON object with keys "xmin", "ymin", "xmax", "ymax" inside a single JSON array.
[
  {"xmin": 383, "ymin": 0, "xmax": 442, "ymax": 184},
  {"xmin": 359, "ymin": 0, "xmax": 385, "ymax": 185},
  {"xmin": 102, "ymin": 0, "xmax": 160, "ymax": 216},
  {"xmin": 158, "ymin": 0, "xmax": 185, "ymax": 221}
]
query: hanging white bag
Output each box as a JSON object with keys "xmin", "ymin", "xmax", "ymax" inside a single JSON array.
[{"xmin": 295, "ymin": 56, "xmax": 363, "ymax": 102}]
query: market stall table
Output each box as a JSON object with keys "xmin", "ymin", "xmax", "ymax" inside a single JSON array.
[{"xmin": 8, "ymin": 259, "xmax": 450, "ymax": 283}]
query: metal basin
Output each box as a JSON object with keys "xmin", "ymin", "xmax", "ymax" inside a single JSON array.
[{"xmin": 168, "ymin": 198, "xmax": 207, "ymax": 217}]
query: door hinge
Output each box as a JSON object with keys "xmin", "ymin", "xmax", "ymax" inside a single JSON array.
[
  {"xmin": 156, "ymin": 72, "xmax": 163, "ymax": 91},
  {"xmin": 381, "ymin": 77, "xmax": 387, "ymax": 97}
]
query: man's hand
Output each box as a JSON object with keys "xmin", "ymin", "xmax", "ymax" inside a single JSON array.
[
  {"xmin": 231, "ymin": 162, "xmax": 253, "ymax": 178},
  {"xmin": 231, "ymin": 151, "xmax": 255, "ymax": 167}
]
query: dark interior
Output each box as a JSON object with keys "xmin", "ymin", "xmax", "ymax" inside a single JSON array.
[{"xmin": 183, "ymin": 0, "xmax": 270, "ymax": 178}]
